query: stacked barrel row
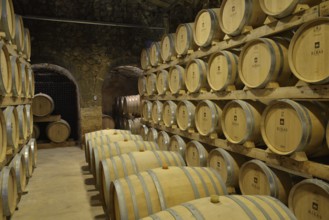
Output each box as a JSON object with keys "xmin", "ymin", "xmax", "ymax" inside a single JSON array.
[{"xmin": 141, "ymin": 125, "xmax": 329, "ymax": 220}]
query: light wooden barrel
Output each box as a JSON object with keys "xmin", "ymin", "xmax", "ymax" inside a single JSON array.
[
  {"xmin": 169, "ymin": 135, "xmax": 186, "ymax": 159},
  {"xmin": 185, "ymin": 59, "xmax": 209, "ymax": 93},
  {"xmin": 27, "ymin": 67, "xmax": 35, "ymax": 98},
  {"xmin": 123, "ymin": 95, "xmax": 140, "ymax": 116},
  {"xmin": 288, "ymin": 18, "xmax": 329, "ymax": 84},
  {"xmin": 0, "ymin": 166, "xmax": 18, "ymax": 217},
  {"xmin": 175, "ymin": 23, "xmax": 197, "ymax": 56},
  {"xmin": 219, "ymin": 0, "xmax": 267, "ymax": 36},
  {"xmin": 157, "ymin": 131, "xmax": 170, "ymax": 151},
  {"xmin": 25, "ymin": 105, "xmax": 33, "ymax": 136},
  {"xmin": 222, "ymin": 100, "xmax": 265, "ymax": 145},
  {"xmin": 0, "ymin": 0, "xmax": 15, "ymax": 41},
  {"xmin": 261, "ymin": 99, "xmax": 328, "ymax": 157},
  {"xmin": 21, "ymin": 145, "xmax": 33, "ymax": 178},
  {"xmin": 10, "ymin": 55, "xmax": 22, "ymax": 97},
  {"xmin": 109, "ymin": 166, "xmax": 227, "ymax": 220},
  {"xmin": 32, "ymin": 93, "xmax": 55, "ymax": 117},
  {"xmin": 100, "ymin": 151, "xmax": 186, "ymax": 213},
  {"xmin": 140, "ymin": 125, "xmax": 149, "ymax": 140},
  {"xmin": 32, "ymin": 124, "xmax": 40, "ymax": 140},
  {"xmin": 19, "ymin": 59, "xmax": 30, "ymax": 98},
  {"xmin": 9, "ymin": 154, "xmax": 26, "ymax": 195},
  {"xmin": 142, "ymin": 195, "xmax": 297, "ymax": 220},
  {"xmin": 168, "ymin": 65, "xmax": 185, "ymax": 94},
  {"xmin": 46, "ymin": 119, "xmax": 71, "ymax": 143},
  {"xmin": 138, "ymin": 76, "xmax": 147, "ymax": 95},
  {"xmin": 156, "ymin": 70, "xmax": 169, "ymax": 95},
  {"xmin": 126, "ymin": 118, "xmax": 141, "ymax": 134},
  {"xmin": 91, "ymin": 141, "xmax": 159, "ymax": 182},
  {"xmin": 142, "ymin": 100, "xmax": 152, "ymax": 122},
  {"xmin": 176, "ymin": 100, "xmax": 195, "ymax": 131},
  {"xmin": 0, "ymin": 43, "xmax": 12, "ymax": 96},
  {"xmin": 185, "ymin": 140, "xmax": 208, "ymax": 167},
  {"xmin": 239, "ymin": 38, "xmax": 293, "ymax": 88},
  {"xmin": 208, "ymin": 148, "xmax": 246, "ymax": 187},
  {"xmin": 146, "ymin": 73, "xmax": 157, "ymax": 96},
  {"xmin": 23, "ymin": 28, "xmax": 31, "ymax": 61},
  {"xmin": 151, "ymin": 101, "xmax": 163, "ymax": 124},
  {"xmin": 140, "ymin": 48, "xmax": 150, "ymax": 70},
  {"xmin": 28, "ymin": 138, "xmax": 37, "ymax": 168},
  {"xmin": 102, "ymin": 115, "xmax": 115, "ymax": 129},
  {"xmin": 193, "ymin": 8, "xmax": 224, "ymax": 47},
  {"xmin": 16, "ymin": 105, "xmax": 28, "ymax": 141},
  {"xmin": 288, "ymin": 178, "xmax": 329, "ymax": 220},
  {"xmin": 195, "ymin": 100, "xmax": 223, "ymax": 136},
  {"xmin": 147, "ymin": 128, "xmax": 158, "ymax": 142},
  {"xmin": 259, "ymin": 0, "xmax": 322, "ymax": 18},
  {"xmin": 162, "ymin": 101, "xmax": 177, "ymax": 127},
  {"xmin": 150, "ymin": 41, "xmax": 163, "ymax": 67},
  {"xmin": 239, "ymin": 159, "xmax": 293, "ymax": 204},
  {"xmin": 3, "ymin": 106, "xmax": 19, "ymax": 151},
  {"xmin": 161, "ymin": 33, "xmax": 176, "ymax": 62},
  {"xmin": 0, "ymin": 110, "xmax": 6, "ymax": 164},
  {"xmin": 207, "ymin": 50, "xmax": 242, "ymax": 91},
  {"xmin": 14, "ymin": 15, "xmax": 25, "ymax": 52}
]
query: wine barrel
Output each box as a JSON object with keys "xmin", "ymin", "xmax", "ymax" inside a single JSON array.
[
  {"xmin": 207, "ymin": 50, "xmax": 242, "ymax": 91},
  {"xmin": 168, "ymin": 65, "xmax": 185, "ymax": 94},
  {"xmin": 102, "ymin": 115, "xmax": 115, "ymax": 129},
  {"xmin": 110, "ymin": 166, "xmax": 227, "ymax": 220},
  {"xmin": 46, "ymin": 119, "xmax": 71, "ymax": 143},
  {"xmin": 28, "ymin": 138, "xmax": 37, "ymax": 168},
  {"xmin": 176, "ymin": 100, "xmax": 196, "ymax": 131},
  {"xmin": 141, "ymin": 195, "xmax": 297, "ymax": 220},
  {"xmin": 1, "ymin": 166, "xmax": 18, "ymax": 217},
  {"xmin": 123, "ymin": 95, "xmax": 140, "ymax": 116},
  {"xmin": 91, "ymin": 141, "xmax": 159, "ymax": 182},
  {"xmin": 27, "ymin": 67, "xmax": 35, "ymax": 98},
  {"xmin": 156, "ymin": 70, "xmax": 169, "ymax": 95},
  {"xmin": 208, "ymin": 148, "xmax": 246, "ymax": 187},
  {"xmin": 175, "ymin": 23, "xmax": 197, "ymax": 56},
  {"xmin": 259, "ymin": 0, "xmax": 322, "ymax": 18},
  {"xmin": 10, "ymin": 55, "xmax": 22, "ymax": 97},
  {"xmin": 219, "ymin": 0, "xmax": 267, "ymax": 36},
  {"xmin": 239, "ymin": 38, "xmax": 293, "ymax": 88},
  {"xmin": 157, "ymin": 131, "xmax": 170, "ymax": 151},
  {"xmin": 25, "ymin": 105, "xmax": 33, "ymax": 136},
  {"xmin": 3, "ymin": 106, "xmax": 19, "ymax": 151},
  {"xmin": 142, "ymin": 100, "xmax": 152, "ymax": 122},
  {"xmin": 9, "ymin": 154, "xmax": 26, "ymax": 195},
  {"xmin": 169, "ymin": 135, "xmax": 186, "ymax": 159},
  {"xmin": 140, "ymin": 125, "xmax": 149, "ymax": 140},
  {"xmin": 0, "ymin": 110, "xmax": 6, "ymax": 164},
  {"xmin": 126, "ymin": 118, "xmax": 141, "ymax": 134},
  {"xmin": 138, "ymin": 76, "xmax": 147, "ymax": 95},
  {"xmin": 288, "ymin": 18, "xmax": 329, "ymax": 84},
  {"xmin": 239, "ymin": 159, "xmax": 293, "ymax": 204},
  {"xmin": 185, "ymin": 59, "xmax": 209, "ymax": 93},
  {"xmin": 151, "ymin": 101, "xmax": 163, "ymax": 124},
  {"xmin": 162, "ymin": 101, "xmax": 177, "ymax": 127},
  {"xmin": 150, "ymin": 41, "xmax": 163, "ymax": 67},
  {"xmin": 14, "ymin": 15, "xmax": 25, "ymax": 53},
  {"xmin": 0, "ymin": 0, "xmax": 15, "ymax": 42},
  {"xmin": 288, "ymin": 178, "xmax": 329, "ymax": 220},
  {"xmin": 32, "ymin": 93, "xmax": 54, "ymax": 117},
  {"xmin": 261, "ymin": 99, "xmax": 328, "ymax": 157},
  {"xmin": 0, "ymin": 43, "xmax": 12, "ymax": 96},
  {"xmin": 147, "ymin": 128, "xmax": 158, "ymax": 142},
  {"xmin": 19, "ymin": 59, "xmax": 30, "ymax": 98},
  {"xmin": 16, "ymin": 105, "xmax": 28, "ymax": 140},
  {"xmin": 185, "ymin": 140, "xmax": 208, "ymax": 167},
  {"xmin": 140, "ymin": 48, "xmax": 150, "ymax": 70},
  {"xmin": 193, "ymin": 8, "xmax": 224, "ymax": 47},
  {"xmin": 21, "ymin": 144, "xmax": 33, "ymax": 178},
  {"xmin": 161, "ymin": 33, "xmax": 176, "ymax": 62},
  {"xmin": 23, "ymin": 28, "xmax": 31, "ymax": 61},
  {"xmin": 195, "ymin": 100, "xmax": 223, "ymax": 136},
  {"xmin": 146, "ymin": 73, "xmax": 157, "ymax": 96},
  {"xmin": 222, "ymin": 100, "xmax": 265, "ymax": 145},
  {"xmin": 32, "ymin": 124, "xmax": 40, "ymax": 140},
  {"xmin": 100, "ymin": 151, "xmax": 186, "ymax": 213}
]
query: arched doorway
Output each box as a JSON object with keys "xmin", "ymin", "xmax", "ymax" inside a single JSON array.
[{"xmin": 32, "ymin": 63, "xmax": 81, "ymax": 142}]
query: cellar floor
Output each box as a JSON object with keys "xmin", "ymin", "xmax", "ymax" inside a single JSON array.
[{"xmin": 12, "ymin": 146, "xmax": 105, "ymax": 220}]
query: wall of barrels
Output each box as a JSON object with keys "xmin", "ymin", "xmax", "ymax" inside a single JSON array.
[
  {"xmin": 0, "ymin": 0, "xmax": 37, "ymax": 218},
  {"xmin": 138, "ymin": 1, "xmax": 329, "ymax": 220}
]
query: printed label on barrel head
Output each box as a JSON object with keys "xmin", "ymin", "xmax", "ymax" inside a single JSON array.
[{"xmin": 307, "ymin": 198, "xmax": 323, "ymax": 219}]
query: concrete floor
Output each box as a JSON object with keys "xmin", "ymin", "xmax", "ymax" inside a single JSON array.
[{"xmin": 12, "ymin": 146, "xmax": 105, "ymax": 220}]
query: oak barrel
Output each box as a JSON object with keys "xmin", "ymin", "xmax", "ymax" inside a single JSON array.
[
  {"xmin": 140, "ymin": 125, "xmax": 148, "ymax": 140},
  {"xmin": 141, "ymin": 195, "xmax": 297, "ymax": 220},
  {"xmin": 23, "ymin": 28, "xmax": 31, "ymax": 61},
  {"xmin": 175, "ymin": 23, "xmax": 197, "ymax": 56},
  {"xmin": 147, "ymin": 127, "xmax": 158, "ymax": 142},
  {"xmin": 99, "ymin": 151, "xmax": 186, "ymax": 213},
  {"xmin": 14, "ymin": 15, "xmax": 25, "ymax": 52},
  {"xmin": 239, "ymin": 159, "xmax": 293, "ymax": 204},
  {"xmin": 0, "ymin": 0, "xmax": 15, "ymax": 41},
  {"xmin": 102, "ymin": 115, "xmax": 115, "ymax": 129},
  {"xmin": 168, "ymin": 135, "xmax": 186, "ymax": 159},
  {"xmin": 19, "ymin": 59, "xmax": 30, "ymax": 98},
  {"xmin": 0, "ymin": 166, "xmax": 18, "ymax": 217},
  {"xmin": 168, "ymin": 65, "xmax": 185, "ymax": 94},
  {"xmin": 150, "ymin": 42, "xmax": 163, "ymax": 67},
  {"xmin": 32, "ymin": 124, "xmax": 40, "ymax": 140},
  {"xmin": 185, "ymin": 59, "xmax": 209, "ymax": 93},
  {"xmin": 32, "ymin": 93, "xmax": 54, "ymax": 117},
  {"xmin": 140, "ymin": 48, "xmax": 150, "ymax": 70},
  {"xmin": 85, "ymin": 129, "xmax": 131, "ymax": 150},
  {"xmin": 151, "ymin": 101, "xmax": 163, "ymax": 124},
  {"xmin": 9, "ymin": 154, "xmax": 26, "ymax": 195},
  {"xmin": 46, "ymin": 119, "xmax": 71, "ymax": 143},
  {"xmin": 261, "ymin": 99, "xmax": 329, "ymax": 156},
  {"xmin": 219, "ymin": 0, "xmax": 267, "ymax": 36},
  {"xmin": 0, "ymin": 110, "xmax": 6, "ymax": 164},
  {"xmin": 185, "ymin": 140, "xmax": 208, "ymax": 167},
  {"xmin": 28, "ymin": 138, "xmax": 37, "ymax": 168},
  {"xmin": 160, "ymin": 33, "xmax": 176, "ymax": 62},
  {"xmin": 157, "ymin": 131, "xmax": 170, "ymax": 151},
  {"xmin": 10, "ymin": 55, "xmax": 22, "ymax": 97},
  {"xmin": 193, "ymin": 8, "xmax": 224, "ymax": 47},
  {"xmin": 146, "ymin": 73, "xmax": 157, "ymax": 96},
  {"xmin": 21, "ymin": 144, "xmax": 33, "ymax": 177},
  {"xmin": 142, "ymin": 100, "xmax": 152, "ymax": 122},
  {"xmin": 0, "ymin": 43, "xmax": 12, "ymax": 95},
  {"xmin": 288, "ymin": 178, "xmax": 329, "ymax": 220},
  {"xmin": 3, "ymin": 106, "xmax": 19, "ymax": 151},
  {"xmin": 138, "ymin": 76, "xmax": 147, "ymax": 95},
  {"xmin": 176, "ymin": 100, "xmax": 195, "ymax": 131},
  {"xmin": 27, "ymin": 67, "xmax": 35, "ymax": 98},
  {"xmin": 16, "ymin": 105, "xmax": 28, "ymax": 140},
  {"xmin": 123, "ymin": 95, "xmax": 140, "ymax": 116},
  {"xmin": 156, "ymin": 70, "xmax": 169, "ymax": 95},
  {"xmin": 125, "ymin": 118, "xmax": 141, "ymax": 134},
  {"xmin": 162, "ymin": 101, "xmax": 177, "ymax": 127},
  {"xmin": 109, "ymin": 166, "xmax": 227, "ymax": 220}
]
